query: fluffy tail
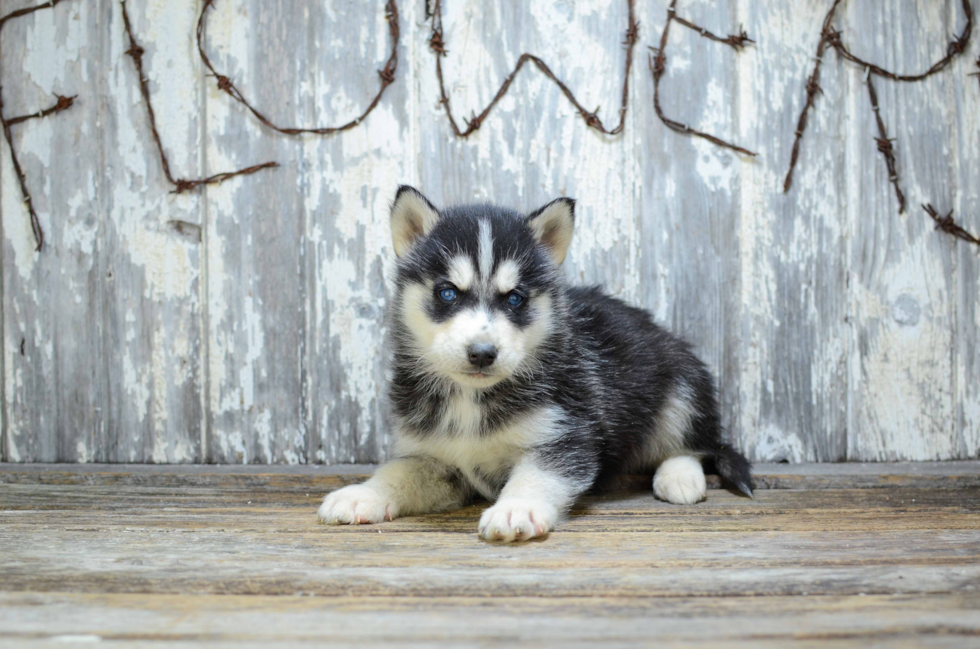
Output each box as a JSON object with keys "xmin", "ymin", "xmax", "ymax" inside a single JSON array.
[{"xmin": 707, "ymin": 445, "xmax": 753, "ymax": 498}]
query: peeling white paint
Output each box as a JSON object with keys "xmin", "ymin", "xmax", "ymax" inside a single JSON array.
[{"xmin": 3, "ymin": 0, "xmax": 978, "ymax": 465}]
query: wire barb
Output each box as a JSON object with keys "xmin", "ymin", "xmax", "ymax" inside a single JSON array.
[
  {"xmin": 649, "ymin": 0, "xmax": 758, "ymax": 157},
  {"xmin": 428, "ymin": 0, "xmax": 636, "ymax": 137},
  {"xmin": 865, "ymin": 75, "xmax": 906, "ymax": 213},
  {"xmin": 197, "ymin": 0, "xmax": 400, "ymax": 136},
  {"xmin": 923, "ymin": 204, "xmax": 980, "ymax": 246},
  {"xmin": 120, "ymin": 0, "xmax": 277, "ymax": 194},
  {"xmin": 0, "ymin": 0, "xmax": 76, "ymax": 252},
  {"xmin": 785, "ymin": 0, "xmax": 973, "ymax": 204}
]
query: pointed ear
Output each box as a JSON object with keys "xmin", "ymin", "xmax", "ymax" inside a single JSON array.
[
  {"xmin": 390, "ymin": 185, "xmax": 441, "ymax": 257},
  {"xmin": 526, "ymin": 197, "xmax": 575, "ymax": 265}
]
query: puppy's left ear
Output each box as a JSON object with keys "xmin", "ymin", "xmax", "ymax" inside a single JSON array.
[
  {"xmin": 390, "ymin": 185, "xmax": 441, "ymax": 257},
  {"xmin": 526, "ymin": 197, "xmax": 575, "ymax": 265}
]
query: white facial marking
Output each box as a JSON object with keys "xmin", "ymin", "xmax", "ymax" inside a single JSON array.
[
  {"xmin": 399, "ymin": 272, "xmax": 552, "ymax": 387},
  {"xmin": 400, "ymin": 282, "xmax": 436, "ymax": 351},
  {"xmin": 448, "ymin": 255, "xmax": 476, "ymax": 291},
  {"xmin": 478, "ymin": 219, "xmax": 494, "ymax": 281},
  {"xmin": 494, "ymin": 259, "xmax": 520, "ymax": 294}
]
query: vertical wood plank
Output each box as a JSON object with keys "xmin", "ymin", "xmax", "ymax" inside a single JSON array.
[
  {"xmin": 635, "ymin": 0, "xmax": 745, "ymax": 455},
  {"xmin": 953, "ymin": 16, "xmax": 980, "ymax": 460},
  {"xmin": 845, "ymin": 0, "xmax": 958, "ymax": 460},
  {"xmin": 415, "ymin": 2, "xmax": 527, "ymax": 210},
  {"xmin": 204, "ymin": 0, "xmax": 312, "ymax": 463},
  {"xmin": 1, "ymin": 0, "xmax": 977, "ymax": 464},
  {"xmin": 733, "ymin": 0, "xmax": 850, "ymax": 461},
  {"xmin": 101, "ymin": 0, "xmax": 205, "ymax": 462},
  {"xmin": 522, "ymin": 0, "xmax": 638, "ymax": 302},
  {"xmin": 1, "ymin": 0, "xmax": 107, "ymax": 461},
  {"xmin": 305, "ymin": 0, "xmax": 411, "ymax": 464}
]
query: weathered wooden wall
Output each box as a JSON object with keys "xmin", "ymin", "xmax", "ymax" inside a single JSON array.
[{"xmin": 1, "ymin": 0, "xmax": 977, "ymax": 464}]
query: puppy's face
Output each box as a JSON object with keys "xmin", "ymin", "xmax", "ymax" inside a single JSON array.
[{"xmin": 390, "ymin": 187, "xmax": 575, "ymax": 388}]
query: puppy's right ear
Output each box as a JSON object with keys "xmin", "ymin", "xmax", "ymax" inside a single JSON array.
[{"xmin": 391, "ymin": 185, "xmax": 440, "ymax": 257}]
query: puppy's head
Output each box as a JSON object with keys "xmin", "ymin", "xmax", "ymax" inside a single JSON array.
[{"xmin": 390, "ymin": 186, "xmax": 574, "ymax": 388}]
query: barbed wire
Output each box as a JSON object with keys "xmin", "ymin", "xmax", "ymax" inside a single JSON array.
[
  {"xmin": 427, "ymin": 0, "xmax": 638, "ymax": 137},
  {"xmin": 785, "ymin": 2, "xmax": 974, "ymax": 199},
  {"xmin": 783, "ymin": 0, "xmax": 843, "ymax": 194},
  {"xmin": 864, "ymin": 73, "xmax": 905, "ymax": 214},
  {"xmin": 923, "ymin": 204, "xmax": 980, "ymax": 247},
  {"xmin": 120, "ymin": 0, "xmax": 277, "ymax": 194},
  {"xmin": 648, "ymin": 0, "xmax": 757, "ymax": 157},
  {"xmin": 7, "ymin": 1, "xmax": 979, "ymax": 253},
  {"xmin": 196, "ymin": 0, "xmax": 400, "ymax": 136},
  {"xmin": 0, "ymin": 0, "xmax": 76, "ymax": 252}
]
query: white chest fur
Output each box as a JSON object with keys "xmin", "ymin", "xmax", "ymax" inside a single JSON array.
[{"xmin": 394, "ymin": 394, "xmax": 565, "ymax": 498}]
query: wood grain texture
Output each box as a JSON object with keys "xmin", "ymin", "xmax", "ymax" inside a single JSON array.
[
  {"xmin": 203, "ymin": 0, "xmax": 313, "ymax": 464},
  {"xmin": 1, "ymin": 0, "xmax": 107, "ymax": 462},
  {"xmin": 734, "ymin": 0, "xmax": 850, "ymax": 462},
  {"xmin": 844, "ymin": 0, "xmax": 962, "ymax": 461},
  {"xmin": 1, "ymin": 593, "xmax": 978, "ymax": 648},
  {"xmin": 2, "ymin": 0, "xmax": 979, "ymax": 463},
  {"xmin": 102, "ymin": 0, "xmax": 205, "ymax": 463},
  {"xmin": 1, "ymin": 464, "xmax": 979, "ymax": 647}
]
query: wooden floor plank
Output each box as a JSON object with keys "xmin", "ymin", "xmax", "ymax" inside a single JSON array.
[
  {"xmin": 0, "ymin": 593, "xmax": 978, "ymax": 648},
  {"xmin": 1, "ymin": 464, "xmax": 979, "ymax": 645},
  {"xmin": 3, "ymin": 461, "xmax": 980, "ymax": 489}
]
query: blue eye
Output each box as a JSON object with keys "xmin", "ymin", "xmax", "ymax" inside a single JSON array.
[
  {"xmin": 507, "ymin": 292, "xmax": 524, "ymax": 307},
  {"xmin": 439, "ymin": 288, "xmax": 457, "ymax": 302}
]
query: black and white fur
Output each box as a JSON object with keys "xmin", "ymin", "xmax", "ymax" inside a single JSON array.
[{"xmin": 318, "ymin": 186, "xmax": 752, "ymax": 542}]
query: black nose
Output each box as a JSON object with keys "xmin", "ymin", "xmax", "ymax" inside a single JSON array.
[{"xmin": 467, "ymin": 343, "xmax": 497, "ymax": 369}]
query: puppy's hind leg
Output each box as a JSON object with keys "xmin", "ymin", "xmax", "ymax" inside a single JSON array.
[{"xmin": 653, "ymin": 455, "xmax": 707, "ymax": 505}]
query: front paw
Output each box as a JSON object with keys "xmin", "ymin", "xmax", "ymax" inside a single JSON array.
[
  {"xmin": 478, "ymin": 498, "xmax": 558, "ymax": 542},
  {"xmin": 317, "ymin": 484, "xmax": 397, "ymax": 525}
]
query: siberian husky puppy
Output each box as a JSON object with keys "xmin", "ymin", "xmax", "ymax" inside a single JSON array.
[{"xmin": 318, "ymin": 186, "xmax": 752, "ymax": 542}]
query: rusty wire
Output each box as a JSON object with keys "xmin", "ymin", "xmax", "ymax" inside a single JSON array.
[
  {"xmin": 649, "ymin": 0, "xmax": 757, "ymax": 157},
  {"xmin": 0, "ymin": 0, "xmax": 76, "ymax": 252},
  {"xmin": 865, "ymin": 74, "xmax": 905, "ymax": 214},
  {"xmin": 783, "ymin": 0, "xmax": 844, "ymax": 193},
  {"xmin": 923, "ymin": 204, "xmax": 980, "ymax": 247},
  {"xmin": 121, "ymin": 0, "xmax": 277, "ymax": 194},
  {"xmin": 196, "ymin": 0, "xmax": 400, "ymax": 135},
  {"xmin": 428, "ymin": 0, "xmax": 638, "ymax": 138},
  {"xmin": 784, "ymin": 0, "xmax": 974, "ymax": 222}
]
